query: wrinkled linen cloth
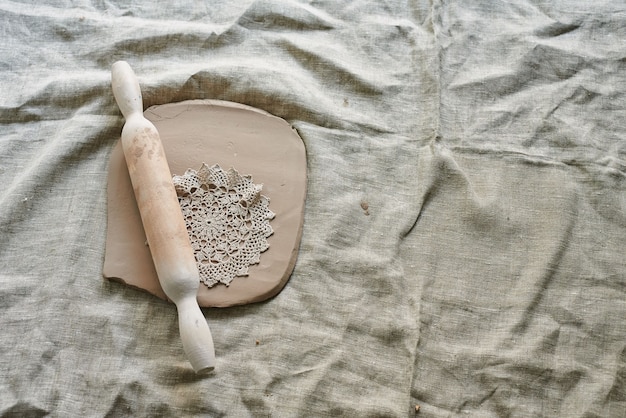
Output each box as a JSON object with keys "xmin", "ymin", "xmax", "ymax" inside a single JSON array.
[{"xmin": 1, "ymin": 1, "xmax": 625, "ymax": 416}]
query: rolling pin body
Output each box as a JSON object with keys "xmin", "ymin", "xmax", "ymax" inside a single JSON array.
[{"xmin": 111, "ymin": 61, "xmax": 215, "ymax": 373}]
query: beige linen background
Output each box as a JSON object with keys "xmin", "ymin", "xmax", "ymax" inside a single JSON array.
[{"xmin": 0, "ymin": 0, "xmax": 624, "ymax": 416}]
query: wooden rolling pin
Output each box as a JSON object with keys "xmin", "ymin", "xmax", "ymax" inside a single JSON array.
[{"xmin": 111, "ymin": 61, "xmax": 216, "ymax": 373}]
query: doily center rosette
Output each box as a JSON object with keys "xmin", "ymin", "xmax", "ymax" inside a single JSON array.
[{"xmin": 104, "ymin": 99, "xmax": 307, "ymax": 307}]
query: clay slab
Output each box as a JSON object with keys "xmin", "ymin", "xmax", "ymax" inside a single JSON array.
[{"xmin": 104, "ymin": 100, "xmax": 307, "ymax": 307}]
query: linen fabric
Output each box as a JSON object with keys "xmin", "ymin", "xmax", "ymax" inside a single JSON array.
[{"xmin": 0, "ymin": 1, "xmax": 624, "ymax": 416}]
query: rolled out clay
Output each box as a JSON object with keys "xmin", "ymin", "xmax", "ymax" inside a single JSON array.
[{"xmin": 104, "ymin": 100, "xmax": 307, "ymax": 307}]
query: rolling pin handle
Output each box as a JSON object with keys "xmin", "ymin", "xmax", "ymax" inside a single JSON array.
[
  {"xmin": 178, "ymin": 297, "xmax": 216, "ymax": 373},
  {"xmin": 111, "ymin": 61, "xmax": 144, "ymax": 118}
]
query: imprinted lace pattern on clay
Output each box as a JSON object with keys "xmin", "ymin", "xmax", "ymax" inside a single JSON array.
[{"xmin": 173, "ymin": 164, "xmax": 274, "ymax": 288}]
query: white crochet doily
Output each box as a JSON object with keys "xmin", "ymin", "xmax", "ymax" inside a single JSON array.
[{"xmin": 172, "ymin": 163, "xmax": 274, "ymax": 288}]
